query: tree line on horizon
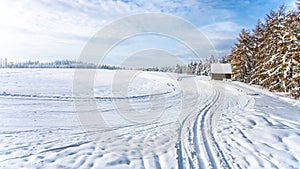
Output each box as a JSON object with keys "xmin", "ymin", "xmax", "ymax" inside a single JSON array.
[
  {"xmin": 2, "ymin": 56, "xmax": 225, "ymax": 75},
  {"xmin": 141, "ymin": 55, "xmax": 224, "ymax": 75},
  {"xmin": 2, "ymin": 59, "xmax": 121, "ymax": 69},
  {"xmin": 226, "ymin": 2, "xmax": 300, "ymax": 98}
]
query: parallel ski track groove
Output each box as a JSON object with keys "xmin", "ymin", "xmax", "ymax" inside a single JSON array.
[
  {"xmin": 177, "ymin": 84, "xmax": 218, "ymax": 169},
  {"xmin": 181, "ymin": 84, "xmax": 231, "ymax": 169}
]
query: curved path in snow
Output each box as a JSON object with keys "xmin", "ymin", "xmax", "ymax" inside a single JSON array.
[
  {"xmin": 0, "ymin": 69, "xmax": 300, "ymax": 169},
  {"xmin": 176, "ymin": 78, "xmax": 233, "ymax": 169}
]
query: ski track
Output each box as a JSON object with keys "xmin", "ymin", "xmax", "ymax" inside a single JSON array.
[
  {"xmin": 179, "ymin": 83, "xmax": 231, "ymax": 169},
  {"xmin": 0, "ymin": 69, "xmax": 300, "ymax": 168}
]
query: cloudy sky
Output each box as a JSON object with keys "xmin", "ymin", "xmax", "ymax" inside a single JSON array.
[{"xmin": 0, "ymin": 0, "xmax": 298, "ymax": 64}]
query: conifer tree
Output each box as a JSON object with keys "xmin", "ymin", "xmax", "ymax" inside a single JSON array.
[
  {"xmin": 250, "ymin": 5, "xmax": 287, "ymax": 90},
  {"xmin": 227, "ymin": 3, "xmax": 300, "ymax": 98},
  {"xmin": 227, "ymin": 29, "xmax": 256, "ymax": 82}
]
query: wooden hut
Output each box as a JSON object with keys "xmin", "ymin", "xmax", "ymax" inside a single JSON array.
[{"xmin": 211, "ymin": 64, "xmax": 232, "ymax": 80}]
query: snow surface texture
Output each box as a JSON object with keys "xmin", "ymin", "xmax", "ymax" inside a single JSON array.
[{"xmin": 0, "ymin": 69, "xmax": 299, "ymax": 169}]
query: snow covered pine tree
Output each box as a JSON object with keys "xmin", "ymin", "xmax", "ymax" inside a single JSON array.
[{"xmin": 227, "ymin": 4, "xmax": 300, "ymax": 98}]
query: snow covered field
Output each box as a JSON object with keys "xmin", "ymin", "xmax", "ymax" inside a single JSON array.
[{"xmin": 0, "ymin": 69, "xmax": 299, "ymax": 169}]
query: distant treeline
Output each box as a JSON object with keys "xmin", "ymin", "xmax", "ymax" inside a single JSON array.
[
  {"xmin": 2, "ymin": 55, "xmax": 225, "ymax": 76},
  {"xmin": 141, "ymin": 55, "xmax": 225, "ymax": 75},
  {"xmin": 2, "ymin": 60, "xmax": 121, "ymax": 70}
]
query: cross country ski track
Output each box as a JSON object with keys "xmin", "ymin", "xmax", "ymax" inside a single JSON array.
[
  {"xmin": 176, "ymin": 80, "xmax": 232, "ymax": 169},
  {"xmin": 1, "ymin": 69, "xmax": 300, "ymax": 169}
]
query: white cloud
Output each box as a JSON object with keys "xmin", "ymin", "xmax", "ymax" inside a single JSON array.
[
  {"xmin": 199, "ymin": 21, "xmax": 243, "ymax": 56},
  {"xmin": 0, "ymin": 0, "xmax": 142, "ymax": 60},
  {"xmin": 287, "ymin": 0, "xmax": 298, "ymax": 11},
  {"xmin": 0, "ymin": 0, "xmax": 242, "ymax": 61},
  {"xmin": 202, "ymin": 21, "xmax": 243, "ymax": 32}
]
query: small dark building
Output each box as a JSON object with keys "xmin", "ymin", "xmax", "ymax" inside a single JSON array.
[{"xmin": 211, "ymin": 64, "xmax": 232, "ymax": 80}]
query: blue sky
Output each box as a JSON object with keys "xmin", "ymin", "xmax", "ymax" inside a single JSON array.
[{"xmin": 0, "ymin": 0, "xmax": 298, "ymax": 64}]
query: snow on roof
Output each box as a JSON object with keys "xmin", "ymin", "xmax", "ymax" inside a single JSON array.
[{"xmin": 211, "ymin": 64, "xmax": 232, "ymax": 74}]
